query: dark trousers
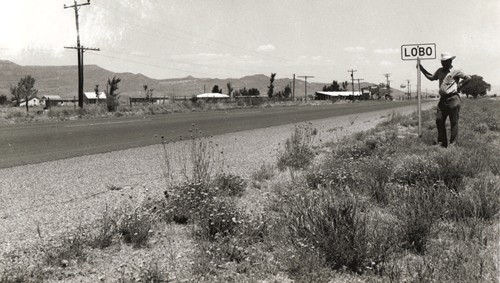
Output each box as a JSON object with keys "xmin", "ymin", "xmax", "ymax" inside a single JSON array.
[{"xmin": 436, "ymin": 99, "xmax": 460, "ymax": 148}]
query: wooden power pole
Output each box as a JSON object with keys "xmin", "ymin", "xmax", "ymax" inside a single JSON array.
[
  {"xmin": 348, "ymin": 69, "xmax": 357, "ymax": 97},
  {"xmin": 64, "ymin": 0, "xmax": 99, "ymax": 108},
  {"xmin": 298, "ymin": 75, "xmax": 314, "ymax": 101}
]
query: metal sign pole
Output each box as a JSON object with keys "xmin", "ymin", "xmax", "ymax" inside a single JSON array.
[{"xmin": 417, "ymin": 57, "xmax": 422, "ymax": 137}]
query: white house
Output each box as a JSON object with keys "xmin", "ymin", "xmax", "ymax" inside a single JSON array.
[
  {"xmin": 19, "ymin": 97, "xmax": 40, "ymax": 107},
  {"xmin": 84, "ymin": 92, "xmax": 107, "ymax": 104},
  {"xmin": 196, "ymin": 93, "xmax": 230, "ymax": 98},
  {"xmin": 315, "ymin": 91, "xmax": 362, "ymax": 100}
]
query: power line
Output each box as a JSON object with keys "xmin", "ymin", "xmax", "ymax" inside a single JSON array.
[
  {"xmin": 93, "ymin": 5, "xmax": 289, "ymax": 64},
  {"xmin": 90, "ymin": 52, "xmax": 220, "ymax": 78}
]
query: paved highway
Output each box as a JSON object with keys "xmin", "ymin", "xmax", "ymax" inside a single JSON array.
[{"xmin": 0, "ymin": 101, "xmax": 419, "ymax": 168}]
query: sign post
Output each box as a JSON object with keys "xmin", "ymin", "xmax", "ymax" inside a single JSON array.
[{"xmin": 401, "ymin": 43, "xmax": 436, "ymax": 137}]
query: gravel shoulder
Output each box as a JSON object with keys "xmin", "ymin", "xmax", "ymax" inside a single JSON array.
[{"xmin": 0, "ymin": 103, "xmax": 433, "ymax": 256}]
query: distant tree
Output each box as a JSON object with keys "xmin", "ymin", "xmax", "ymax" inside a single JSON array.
[
  {"xmin": 323, "ymin": 80, "xmax": 341, "ymax": 92},
  {"xmin": 276, "ymin": 84, "xmax": 292, "ymax": 99},
  {"xmin": 461, "ymin": 75, "xmax": 491, "ymax": 98},
  {"xmin": 227, "ymin": 82, "xmax": 234, "ymax": 98},
  {"xmin": 106, "ymin": 76, "xmax": 121, "ymax": 112},
  {"xmin": 143, "ymin": 84, "xmax": 149, "ymax": 98},
  {"xmin": 0, "ymin": 94, "xmax": 7, "ymax": 105},
  {"xmin": 248, "ymin": 88, "xmax": 260, "ymax": 96},
  {"xmin": 267, "ymin": 73, "xmax": 276, "ymax": 98},
  {"xmin": 94, "ymin": 84, "xmax": 101, "ymax": 104},
  {"xmin": 283, "ymin": 84, "xmax": 292, "ymax": 98},
  {"xmin": 342, "ymin": 81, "xmax": 349, "ymax": 91},
  {"xmin": 212, "ymin": 85, "xmax": 222, "ymax": 94},
  {"xmin": 143, "ymin": 84, "xmax": 155, "ymax": 103},
  {"xmin": 236, "ymin": 87, "xmax": 246, "ymax": 96},
  {"xmin": 10, "ymin": 75, "xmax": 38, "ymax": 112}
]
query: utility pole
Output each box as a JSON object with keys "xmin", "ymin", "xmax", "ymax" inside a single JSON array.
[
  {"xmin": 406, "ymin": 80, "xmax": 411, "ymax": 100},
  {"xmin": 298, "ymin": 75, "xmax": 314, "ymax": 101},
  {"xmin": 383, "ymin": 73, "xmax": 391, "ymax": 98},
  {"xmin": 292, "ymin": 74, "xmax": 296, "ymax": 100},
  {"xmin": 348, "ymin": 70, "xmax": 357, "ymax": 97},
  {"xmin": 64, "ymin": 0, "xmax": 97, "ymax": 109},
  {"xmin": 356, "ymin": 78, "xmax": 364, "ymax": 97}
]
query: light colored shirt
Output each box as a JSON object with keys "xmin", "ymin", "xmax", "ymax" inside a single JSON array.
[{"xmin": 431, "ymin": 67, "xmax": 470, "ymax": 96}]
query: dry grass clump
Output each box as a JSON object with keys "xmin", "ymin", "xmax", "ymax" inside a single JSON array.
[{"xmin": 277, "ymin": 123, "xmax": 317, "ymax": 179}]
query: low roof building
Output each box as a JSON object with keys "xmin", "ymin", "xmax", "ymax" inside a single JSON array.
[{"xmin": 196, "ymin": 93, "xmax": 230, "ymax": 98}]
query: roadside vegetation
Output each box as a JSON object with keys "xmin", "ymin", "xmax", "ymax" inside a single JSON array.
[
  {"xmin": 1, "ymin": 98, "xmax": 499, "ymax": 282},
  {"xmin": 0, "ymin": 96, "xmax": 340, "ymax": 124}
]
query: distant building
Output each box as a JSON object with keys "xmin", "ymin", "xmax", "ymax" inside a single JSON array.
[
  {"xmin": 84, "ymin": 92, "xmax": 107, "ymax": 104},
  {"xmin": 41, "ymin": 95, "xmax": 64, "ymax": 107},
  {"xmin": 19, "ymin": 97, "xmax": 40, "ymax": 107},
  {"xmin": 196, "ymin": 93, "xmax": 230, "ymax": 99},
  {"xmin": 315, "ymin": 91, "xmax": 362, "ymax": 100}
]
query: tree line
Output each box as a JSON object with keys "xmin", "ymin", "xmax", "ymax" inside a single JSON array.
[{"xmin": 1, "ymin": 73, "xmax": 494, "ymax": 111}]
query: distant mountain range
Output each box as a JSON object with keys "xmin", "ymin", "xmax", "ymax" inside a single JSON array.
[{"xmin": 0, "ymin": 60, "xmax": 407, "ymax": 99}]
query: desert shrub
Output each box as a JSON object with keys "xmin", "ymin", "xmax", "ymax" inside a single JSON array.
[
  {"xmin": 117, "ymin": 260, "xmax": 168, "ymax": 283},
  {"xmin": 433, "ymin": 147, "xmax": 478, "ymax": 191},
  {"xmin": 165, "ymin": 181, "xmax": 217, "ymax": 224},
  {"xmin": 473, "ymin": 122, "xmax": 489, "ymax": 134},
  {"xmin": 0, "ymin": 265, "xmax": 45, "ymax": 283},
  {"xmin": 462, "ymin": 101, "xmax": 500, "ymax": 132},
  {"xmin": 117, "ymin": 208, "xmax": 155, "ymax": 248},
  {"xmin": 277, "ymin": 124, "xmax": 316, "ymax": 177},
  {"xmin": 88, "ymin": 210, "xmax": 117, "ymax": 249},
  {"xmin": 213, "ymin": 173, "xmax": 246, "ymax": 197},
  {"xmin": 392, "ymin": 153, "xmax": 440, "ymax": 186},
  {"xmin": 251, "ymin": 163, "xmax": 275, "ymax": 182},
  {"xmin": 448, "ymin": 173, "xmax": 500, "ymax": 220},
  {"xmin": 279, "ymin": 187, "xmax": 395, "ymax": 273},
  {"xmin": 359, "ymin": 158, "xmax": 394, "ymax": 204},
  {"xmin": 335, "ymin": 139, "xmax": 372, "ymax": 160},
  {"xmin": 394, "ymin": 185, "xmax": 446, "ymax": 254},
  {"xmin": 196, "ymin": 197, "xmax": 241, "ymax": 241},
  {"xmin": 43, "ymin": 232, "xmax": 87, "ymax": 267},
  {"xmin": 181, "ymin": 132, "xmax": 221, "ymax": 185},
  {"xmin": 305, "ymin": 157, "xmax": 361, "ymax": 190}
]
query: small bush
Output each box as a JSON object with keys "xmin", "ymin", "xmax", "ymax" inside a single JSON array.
[
  {"xmin": 165, "ymin": 181, "xmax": 216, "ymax": 224},
  {"xmin": 277, "ymin": 124, "xmax": 316, "ymax": 176},
  {"xmin": 44, "ymin": 232, "xmax": 87, "ymax": 267},
  {"xmin": 449, "ymin": 173, "xmax": 500, "ymax": 220},
  {"xmin": 434, "ymin": 148, "xmax": 477, "ymax": 191},
  {"xmin": 359, "ymin": 158, "xmax": 394, "ymax": 204},
  {"xmin": 117, "ymin": 208, "xmax": 155, "ymax": 248},
  {"xmin": 394, "ymin": 185, "xmax": 446, "ymax": 254},
  {"xmin": 279, "ymin": 187, "xmax": 393, "ymax": 273},
  {"xmin": 88, "ymin": 210, "xmax": 117, "ymax": 249},
  {"xmin": 392, "ymin": 153, "xmax": 440, "ymax": 186},
  {"xmin": 213, "ymin": 173, "xmax": 246, "ymax": 197},
  {"xmin": 251, "ymin": 163, "xmax": 275, "ymax": 182},
  {"xmin": 196, "ymin": 197, "xmax": 241, "ymax": 241}
]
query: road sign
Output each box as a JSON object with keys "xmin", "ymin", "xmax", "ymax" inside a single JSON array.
[
  {"xmin": 401, "ymin": 43, "xmax": 436, "ymax": 60},
  {"xmin": 401, "ymin": 42, "xmax": 437, "ymax": 137}
]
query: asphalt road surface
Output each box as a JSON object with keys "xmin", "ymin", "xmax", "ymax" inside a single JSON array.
[{"xmin": 0, "ymin": 101, "xmax": 420, "ymax": 169}]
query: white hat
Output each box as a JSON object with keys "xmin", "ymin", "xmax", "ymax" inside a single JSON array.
[{"xmin": 440, "ymin": 52, "xmax": 456, "ymax": 61}]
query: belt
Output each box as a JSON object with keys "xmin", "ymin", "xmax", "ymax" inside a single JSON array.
[{"xmin": 441, "ymin": 92, "xmax": 459, "ymax": 100}]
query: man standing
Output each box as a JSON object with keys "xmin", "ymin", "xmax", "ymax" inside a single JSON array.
[{"xmin": 419, "ymin": 52, "xmax": 471, "ymax": 147}]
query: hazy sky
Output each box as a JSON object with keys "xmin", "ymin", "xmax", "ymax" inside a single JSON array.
[{"xmin": 1, "ymin": 0, "xmax": 499, "ymax": 92}]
